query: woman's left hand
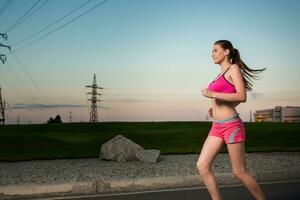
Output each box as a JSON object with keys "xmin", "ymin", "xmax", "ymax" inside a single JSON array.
[{"xmin": 201, "ymin": 88, "xmax": 214, "ymax": 98}]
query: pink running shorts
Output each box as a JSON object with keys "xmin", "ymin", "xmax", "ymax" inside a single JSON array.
[{"xmin": 208, "ymin": 114, "xmax": 246, "ymax": 144}]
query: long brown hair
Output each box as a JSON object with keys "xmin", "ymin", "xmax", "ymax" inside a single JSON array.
[{"xmin": 214, "ymin": 40, "xmax": 266, "ymax": 91}]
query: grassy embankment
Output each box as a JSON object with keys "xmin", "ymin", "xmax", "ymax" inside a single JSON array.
[{"xmin": 0, "ymin": 121, "xmax": 299, "ymax": 161}]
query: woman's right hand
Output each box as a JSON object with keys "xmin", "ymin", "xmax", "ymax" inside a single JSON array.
[{"xmin": 208, "ymin": 107, "xmax": 213, "ymax": 118}]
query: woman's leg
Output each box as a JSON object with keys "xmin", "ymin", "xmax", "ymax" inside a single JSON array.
[
  {"xmin": 227, "ymin": 142, "xmax": 266, "ymax": 200},
  {"xmin": 197, "ymin": 136, "xmax": 225, "ymax": 200}
]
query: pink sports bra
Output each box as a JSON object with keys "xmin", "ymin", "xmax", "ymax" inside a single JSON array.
[{"xmin": 208, "ymin": 66, "xmax": 236, "ymax": 93}]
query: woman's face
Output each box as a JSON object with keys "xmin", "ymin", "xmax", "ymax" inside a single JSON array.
[{"xmin": 211, "ymin": 44, "xmax": 228, "ymax": 64}]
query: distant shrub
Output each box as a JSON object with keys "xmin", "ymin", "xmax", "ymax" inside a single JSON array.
[{"xmin": 47, "ymin": 115, "xmax": 62, "ymax": 124}]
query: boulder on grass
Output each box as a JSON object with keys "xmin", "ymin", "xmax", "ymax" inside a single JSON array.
[{"xmin": 99, "ymin": 135, "xmax": 144, "ymax": 162}]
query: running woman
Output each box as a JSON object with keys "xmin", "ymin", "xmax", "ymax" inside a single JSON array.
[{"xmin": 197, "ymin": 40, "xmax": 266, "ymax": 200}]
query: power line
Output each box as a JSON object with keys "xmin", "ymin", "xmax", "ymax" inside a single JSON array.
[
  {"xmin": 1, "ymin": 56, "xmax": 52, "ymax": 117},
  {"xmin": 12, "ymin": 0, "xmax": 93, "ymax": 47},
  {"xmin": 11, "ymin": 52, "xmax": 52, "ymax": 106},
  {"xmin": 1, "ymin": 64, "xmax": 41, "ymax": 104},
  {"xmin": 0, "ymin": 67, "xmax": 52, "ymax": 117},
  {"xmin": 8, "ymin": 0, "xmax": 49, "ymax": 34},
  {"xmin": 0, "ymin": 76, "xmax": 14, "ymax": 97},
  {"xmin": 10, "ymin": 0, "xmax": 110, "ymax": 53},
  {"xmin": 0, "ymin": 0, "xmax": 14, "ymax": 18},
  {"xmin": 0, "ymin": 69, "xmax": 36, "ymax": 105},
  {"xmin": 5, "ymin": 0, "xmax": 42, "ymax": 33},
  {"xmin": 5, "ymin": 60, "xmax": 44, "ymax": 101}
]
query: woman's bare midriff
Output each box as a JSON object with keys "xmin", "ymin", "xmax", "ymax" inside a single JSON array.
[{"xmin": 211, "ymin": 98, "xmax": 238, "ymax": 120}]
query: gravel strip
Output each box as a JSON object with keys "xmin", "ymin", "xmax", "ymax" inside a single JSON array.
[{"xmin": 1, "ymin": 152, "xmax": 300, "ymax": 186}]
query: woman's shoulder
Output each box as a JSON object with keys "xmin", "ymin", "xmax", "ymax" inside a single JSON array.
[
  {"xmin": 229, "ymin": 64, "xmax": 242, "ymax": 72},
  {"xmin": 229, "ymin": 64, "xmax": 242, "ymax": 77},
  {"xmin": 230, "ymin": 63, "xmax": 240, "ymax": 69}
]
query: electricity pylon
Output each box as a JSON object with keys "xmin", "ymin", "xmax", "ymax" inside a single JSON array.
[
  {"xmin": 86, "ymin": 74, "xmax": 103, "ymax": 123},
  {"xmin": 0, "ymin": 87, "xmax": 5, "ymax": 125}
]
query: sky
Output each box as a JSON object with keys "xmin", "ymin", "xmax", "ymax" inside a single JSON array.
[{"xmin": 0, "ymin": 0, "xmax": 299, "ymax": 124}]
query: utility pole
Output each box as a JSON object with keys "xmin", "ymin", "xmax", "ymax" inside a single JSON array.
[
  {"xmin": 205, "ymin": 114, "xmax": 209, "ymax": 122},
  {"xmin": 69, "ymin": 111, "xmax": 72, "ymax": 123},
  {"xmin": 0, "ymin": 87, "xmax": 5, "ymax": 125},
  {"xmin": 86, "ymin": 74, "xmax": 103, "ymax": 123}
]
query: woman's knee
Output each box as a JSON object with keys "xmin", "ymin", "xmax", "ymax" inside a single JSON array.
[
  {"xmin": 232, "ymin": 169, "xmax": 248, "ymax": 179},
  {"xmin": 196, "ymin": 159, "xmax": 211, "ymax": 175}
]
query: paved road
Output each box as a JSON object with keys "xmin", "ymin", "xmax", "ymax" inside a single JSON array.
[{"xmin": 8, "ymin": 179, "xmax": 300, "ymax": 200}]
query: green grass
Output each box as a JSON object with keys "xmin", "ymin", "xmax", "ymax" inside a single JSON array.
[{"xmin": 0, "ymin": 121, "xmax": 299, "ymax": 161}]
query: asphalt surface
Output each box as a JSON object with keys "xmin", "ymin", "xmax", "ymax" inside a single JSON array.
[{"xmin": 6, "ymin": 179, "xmax": 300, "ymax": 200}]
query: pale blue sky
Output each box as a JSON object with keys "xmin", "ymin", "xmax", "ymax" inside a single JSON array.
[{"xmin": 0, "ymin": 0, "xmax": 299, "ymax": 123}]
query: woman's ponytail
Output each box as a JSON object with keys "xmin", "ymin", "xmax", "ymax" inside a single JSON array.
[{"xmin": 215, "ymin": 40, "xmax": 266, "ymax": 91}]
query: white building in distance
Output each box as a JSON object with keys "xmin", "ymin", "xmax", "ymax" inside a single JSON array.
[{"xmin": 254, "ymin": 106, "xmax": 300, "ymax": 122}]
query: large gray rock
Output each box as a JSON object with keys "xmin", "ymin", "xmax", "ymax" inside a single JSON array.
[
  {"xmin": 99, "ymin": 135, "xmax": 144, "ymax": 162},
  {"xmin": 135, "ymin": 149, "xmax": 161, "ymax": 163}
]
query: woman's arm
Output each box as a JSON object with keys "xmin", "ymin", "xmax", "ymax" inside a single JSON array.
[
  {"xmin": 204, "ymin": 64, "xmax": 246, "ymax": 102},
  {"xmin": 212, "ymin": 91, "xmax": 246, "ymax": 102}
]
